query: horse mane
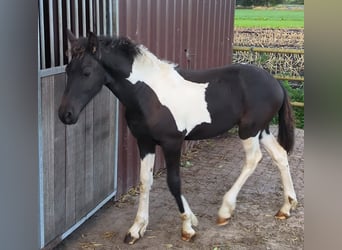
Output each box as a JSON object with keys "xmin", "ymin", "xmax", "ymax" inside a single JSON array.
[
  {"xmin": 99, "ymin": 36, "xmax": 141, "ymax": 61},
  {"xmin": 68, "ymin": 35, "xmax": 178, "ymax": 81},
  {"xmin": 67, "ymin": 35, "xmax": 142, "ymax": 61},
  {"xmin": 98, "ymin": 36, "xmax": 177, "ymax": 70},
  {"xmin": 133, "ymin": 44, "xmax": 178, "ymax": 72}
]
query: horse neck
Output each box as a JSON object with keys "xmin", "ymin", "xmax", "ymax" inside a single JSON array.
[
  {"xmin": 105, "ymin": 78, "xmax": 138, "ymax": 110},
  {"xmin": 103, "ymin": 45, "xmax": 181, "ymax": 111},
  {"xmin": 103, "ymin": 45, "xmax": 173, "ymax": 108}
]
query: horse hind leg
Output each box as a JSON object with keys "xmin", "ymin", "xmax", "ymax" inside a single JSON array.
[
  {"xmin": 217, "ymin": 133, "xmax": 262, "ymax": 225},
  {"xmin": 260, "ymin": 130, "xmax": 297, "ymax": 219}
]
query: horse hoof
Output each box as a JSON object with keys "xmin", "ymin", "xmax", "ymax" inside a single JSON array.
[
  {"xmin": 181, "ymin": 231, "xmax": 196, "ymax": 242},
  {"xmin": 124, "ymin": 233, "xmax": 139, "ymax": 245},
  {"xmin": 217, "ymin": 216, "xmax": 230, "ymax": 226},
  {"xmin": 275, "ymin": 210, "xmax": 290, "ymax": 220}
]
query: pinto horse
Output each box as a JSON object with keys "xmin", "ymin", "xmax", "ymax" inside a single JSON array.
[{"xmin": 58, "ymin": 31, "xmax": 297, "ymax": 244}]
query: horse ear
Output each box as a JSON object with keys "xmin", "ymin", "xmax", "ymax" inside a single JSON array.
[
  {"xmin": 87, "ymin": 32, "xmax": 99, "ymax": 55},
  {"xmin": 66, "ymin": 29, "xmax": 77, "ymax": 43}
]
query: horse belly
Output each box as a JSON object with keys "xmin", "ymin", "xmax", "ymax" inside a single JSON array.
[
  {"xmin": 184, "ymin": 83, "xmax": 242, "ymax": 140},
  {"xmin": 185, "ymin": 114, "xmax": 238, "ymax": 140}
]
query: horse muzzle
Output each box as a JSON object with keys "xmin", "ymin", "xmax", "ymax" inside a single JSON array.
[{"xmin": 58, "ymin": 106, "xmax": 78, "ymax": 125}]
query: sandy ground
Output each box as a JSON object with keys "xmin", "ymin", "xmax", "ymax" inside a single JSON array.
[{"xmin": 56, "ymin": 126, "xmax": 304, "ymax": 250}]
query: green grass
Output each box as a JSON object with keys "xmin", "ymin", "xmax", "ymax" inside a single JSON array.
[{"xmin": 234, "ymin": 9, "xmax": 304, "ymax": 28}]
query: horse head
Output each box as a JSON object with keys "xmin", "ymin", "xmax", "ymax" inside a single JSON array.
[{"xmin": 58, "ymin": 30, "xmax": 111, "ymax": 124}]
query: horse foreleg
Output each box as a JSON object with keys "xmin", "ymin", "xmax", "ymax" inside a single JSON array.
[
  {"xmin": 217, "ymin": 134, "xmax": 262, "ymax": 225},
  {"xmin": 124, "ymin": 153, "xmax": 155, "ymax": 244},
  {"xmin": 179, "ymin": 195, "xmax": 198, "ymax": 241},
  {"xmin": 163, "ymin": 144, "xmax": 198, "ymax": 242},
  {"xmin": 260, "ymin": 131, "xmax": 297, "ymax": 219}
]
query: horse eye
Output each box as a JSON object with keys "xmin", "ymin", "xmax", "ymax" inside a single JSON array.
[{"xmin": 83, "ymin": 70, "xmax": 91, "ymax": 77}]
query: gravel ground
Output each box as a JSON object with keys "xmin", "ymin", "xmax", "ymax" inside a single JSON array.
[{"xmin": 56, "ymin": 126, "xmax": 304, "ymax": 250}]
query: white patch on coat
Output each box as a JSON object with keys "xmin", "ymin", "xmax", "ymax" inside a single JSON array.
[
  {"xmin": 260, "ymin": 131, "xmax": 297, "ymax": 214},
  {"xmin": 127, "ymin": 46, "xmax": 211, "ymax": 134},
  {"xmin": 127, "ymin": 153, "xmax": 155, "ymax": 240},
  {"xmin": 180, "ymin": 195, "xmax": 198, "ymax": 236}
]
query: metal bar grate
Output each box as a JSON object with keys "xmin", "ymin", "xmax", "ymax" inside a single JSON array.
[{"xmin": 39, "ymin": 0, "xmax": 115, "ymax": 71}]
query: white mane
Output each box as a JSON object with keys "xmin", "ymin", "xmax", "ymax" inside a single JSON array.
[{"xmin": 128, "ymin": 45, "xmax": 180, "ymax": 83}]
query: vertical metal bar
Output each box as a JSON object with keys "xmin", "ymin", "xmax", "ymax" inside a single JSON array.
[
  {"xmin": 109, "ymin": 0, "xmax": 113, "ymax": 36},
  {"xmin": 96, "ymin": 0, "xmax": 100, "ymax": 35},
  {"xmin": 66, "ymin": 0, "xmax": 71, "ymax": 30},
  {"xmin": 58, "ymin": 0, "xmax": 63, "ymax": 66},
  {"xmin": 48, "ymin": 0, "xmax": 55, "ymax": 67},
  {"xmin": 115, "ymin": 0, "xmax": 119, "ymax": 34},
  {"xmin": 66, "ymin": 0, "xmax": 71, "ymax": 62},
  {"xmin": 37, "ymin": 18, "xmax": 45, "ymax": 248},
  {"xmin": 114, "ymin": 0, "xmax": 120, "ymax": 194},
  {"xmin": 75, "ymin": 0, "xmax": 79, "ymax": 37},
  {"xmin": 39, "ymin": 0, "xmax": 46, "ymax": 69},
  {"xmin": 82, "ymin": 0, "xmax": 86, "ymax": 36},
  {"xmin": 89, "ymin": 0, "xmax": 93, "ymax": 32},
  {"xmin": 103, "ymin": 0, "xmax": 107, "ymax": 35}
]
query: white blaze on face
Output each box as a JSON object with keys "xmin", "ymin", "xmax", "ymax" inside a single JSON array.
[{"xmin": 127, "ymin": 46, "xmax": 211, "ymax": 134}]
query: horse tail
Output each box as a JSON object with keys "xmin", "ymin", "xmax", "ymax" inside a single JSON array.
[{"xmin": 277, "ymin": 84, "xmax": 295, "ymax": 154}]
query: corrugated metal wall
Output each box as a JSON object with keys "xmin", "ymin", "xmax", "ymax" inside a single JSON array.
[
  {"xmin": 116, "ymin": 0, "xmax": 235, "ymax": 197},
  {"xmin": 118, "ymin": 0, "xmax": 234, "ymax": 68}
]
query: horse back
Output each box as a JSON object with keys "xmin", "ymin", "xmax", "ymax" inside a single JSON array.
[
  {"xmin": 177, "ymin": 64, "xmax": 283, "ymax": 111},
  {"xmin": 179, "ymin": 64, "xmax": 284, "ymax": 140}
]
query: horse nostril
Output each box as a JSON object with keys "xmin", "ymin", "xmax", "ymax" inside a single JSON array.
[
  {"xmin": 64, "ymin": 111, "xmax": 73, "ymax": 123},
  {"xmin": 65, "ymin": 111, "xmax": 72, "ymax": 118},
  {"xmin": 58, "ymin": 107, "xmax": 74, "ymax": 124}
]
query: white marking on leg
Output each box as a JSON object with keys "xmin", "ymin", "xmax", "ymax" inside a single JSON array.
[
  {"xmin": 127, "ymin": 153, "xmax": 155, "ymax": 241},
  {"xmin": 260, "ymin": 131, "xmax": 297, "ymax": 217},
  {"xmin": 180, "ymin": 195, "xmax": 198, "ymax": 241},
  {"xmin": 218, "ymin": 133, "xmax": 262, "ymax": 222},
  {"xmin": 126, "ymin": 46, "xmax": 211, "ymax": 134}
]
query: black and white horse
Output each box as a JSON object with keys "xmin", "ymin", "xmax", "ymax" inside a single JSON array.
[{"xmin": 58, "ymin": 31, "xmax": 297, "ymax": 244}]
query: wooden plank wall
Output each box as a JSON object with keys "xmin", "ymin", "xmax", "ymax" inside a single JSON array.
[{"xmin": 41, "ymin": 73, "xmax": 117, "ymax": 243}]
